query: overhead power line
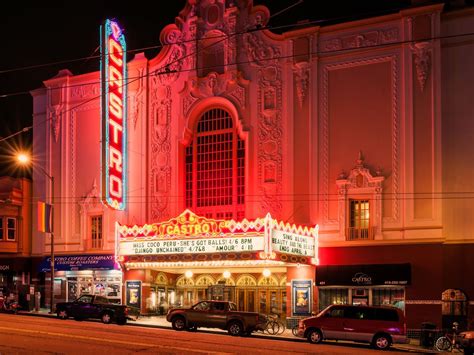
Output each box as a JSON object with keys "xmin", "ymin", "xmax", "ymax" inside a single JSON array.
[
  {"xmin": 1, "ymin": 29, "xmax": 473, "ymax": 144},
  {"xmin": 1, "ymin": 30, "xmax": 473, "ymax": 101}
]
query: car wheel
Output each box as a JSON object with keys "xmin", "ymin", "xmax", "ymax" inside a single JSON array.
[
  {"xmin": 372, "ymin": 333, "xmax": 391, "ymax": 350},
  {"xmin": 57, "ymin": 309, "xmax": 68, "ymax": 320},
  {"xmin": 307, "ymin": 329, "xmax": 323, "ymax": 344},
  {"xmin": 228, "ymin": 321, "xmax": 243, "ymax": 336},
  {"xmin": 101, "ymin": 312, "xmax": 112, "ymax": 324},
  {"xmin": 171, "ymin": 316, "xmax": 186, "ymax": 331}
]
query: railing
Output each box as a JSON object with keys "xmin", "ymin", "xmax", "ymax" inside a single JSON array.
[{"xmin": 346, "ymin": 226, "xmax": 376, "ymax": 241}]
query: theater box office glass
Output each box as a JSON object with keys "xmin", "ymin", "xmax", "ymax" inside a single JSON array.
[{"xmin": 116, "ymin": 210, "xmax": 318, "ymax": 319}]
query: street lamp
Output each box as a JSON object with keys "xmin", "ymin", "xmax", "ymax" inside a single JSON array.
[{"xmin": 16, "ymin": 152, "xmax": 55, "ymax": 314}]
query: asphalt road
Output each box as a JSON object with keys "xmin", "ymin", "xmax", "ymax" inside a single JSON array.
[{"xmin": 0, "ymin": 313, "xmax": 419, "ymax": 354}]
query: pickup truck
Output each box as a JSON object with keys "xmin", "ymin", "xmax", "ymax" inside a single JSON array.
[
  {"xmin": 166, "ymin": 300, "xmax": 267, "ymax": 336},
  {"xmin": 56, "ymin": 295, "xmax": 129, "ymax": 325}
]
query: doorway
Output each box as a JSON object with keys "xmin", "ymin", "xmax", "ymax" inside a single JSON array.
[{"xmin": 237, "ymin": 289, "xmax": 256, "ymax": 312}]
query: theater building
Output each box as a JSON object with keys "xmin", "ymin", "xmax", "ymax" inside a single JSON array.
[
  {"xmin": 118, "ymin": 209, "xmax": 317, "ymax": 320},
  {"xmin": 31, "ymin": 0, "xmax": 474, "ymax": 330}
]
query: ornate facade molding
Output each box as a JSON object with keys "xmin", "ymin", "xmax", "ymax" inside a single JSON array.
[
  {"xmin": 70, "ymin": 83, "xmax": 100, "ymax": 100},
  {"xmin": 320, "ymin": 27, "xmax": 399, "ymax": 53},
  {"xmin": 336, "ymin": 153, "xmax": 385, "ymax": 239},
  {"xmin": 257, "ymin": 67, "xmax": 283, "ymax": 217},
  {"xmin": 181, "ymin": 70, "xmax": 248, "ymax": 117},
  {"xmin": 243, "ymin": 31, "xmax": 284, "ymax": 217},
  {"xmin": 130, "ymin": 68, "xmax": 145, "ymax": 130},
  {"xmin": 150, "ymin": 85, "xmax": 172, "ymax": 222},
  {"xmin": 79, "ymin": 179, "xmax": 102, "ymax": 214},
  {"xmin": 50, "ymin": 105, "xmax": 62, "ymax": 143},
  {"xmin": 321, "ymin": 55, "xmax": 400, "ymax": 226},
  {"xmin": 293, "ymin": 61, "xmax": 310, "ymax": 108},
  {"xmin": 70, "ymin": 102, "xmax": 100, "ymax": 240},
  {"xmin": 410, "ymin": 41, "xmax": 432, "ymax": 92},
  {"xmin": 244, "ymin": 32, "xmax": 281, "ymax": 67}
]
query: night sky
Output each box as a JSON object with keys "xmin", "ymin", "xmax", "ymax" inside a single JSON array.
[{"xmin": 0, "ymin": 0, "xmax": 413, "ymax": 177}]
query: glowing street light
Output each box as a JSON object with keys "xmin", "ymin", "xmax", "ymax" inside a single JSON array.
[{"xmin": 16, "ymin": 152, "xmax": 56, "ymax": 314}]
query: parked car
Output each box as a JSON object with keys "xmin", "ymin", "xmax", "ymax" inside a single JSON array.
[
  {"xmin": 55, "ymin": 295, "xmax": 129, "ymax": 325},
  {"xmin": 459, "ymin": 330, "xmax": 474, "ymax": 355},
  {"xmin": 295, "ymin": 304, "xmax": 408, "ymax": 350},
  {"xmin": 166, "ymin": 300, "xmax": 267, "ymax": 336}
]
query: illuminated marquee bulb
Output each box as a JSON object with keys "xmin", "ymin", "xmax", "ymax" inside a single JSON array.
[
  {"xmin": 185, "ymin": 270, "xmax": 193, "ymax": 278},
  {"xmin": 223, "ymin": 270, "xmax": 231, "ymax": 279},
  {"xmin": 262, "ymin": 269, "xmax": 271, "ymax": 278}
]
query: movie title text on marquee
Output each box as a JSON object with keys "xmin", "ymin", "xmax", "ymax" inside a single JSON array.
[
  {"xmin": 119, "ymin": 237, "xmax": 264, "ymax": 255},
  {"xmin": 271, "ymin": 230, "xmax": 315, "ymax": 257}
]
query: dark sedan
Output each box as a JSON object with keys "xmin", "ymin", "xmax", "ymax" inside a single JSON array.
[{"xmin": 56, "ymin": 295, "xmax": 129, "ymax": 325}]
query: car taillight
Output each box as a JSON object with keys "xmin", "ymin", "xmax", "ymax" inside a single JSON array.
[
  {"xmin": 403, "ymin": 323, "xmax": 406, "ymax": 335},
  {"xmin": 125, "ymin": 307, "xmax": 129, "ymax": 315}
]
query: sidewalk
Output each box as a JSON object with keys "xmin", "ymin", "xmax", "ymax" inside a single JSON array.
[{"xmin": 19, "ymin": 309, "xmax": 437, "ymax": 353}]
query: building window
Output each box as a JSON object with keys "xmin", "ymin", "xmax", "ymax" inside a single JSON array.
[
  {"xmin": 0, "ymin": 218, "xmax": 3, "ymax": 240},
  {"xmin": 185, "ymin": 108, "xmax": 245, "ymax": 219},
  {"xmin": 373, "ymin": 288, "xmax": 405, "ymax": 310},
  {"xmin": 6, "ymin": 218, "xmax": 16, "ymax": 241},
  {"xmin": 318, "ymin": 288, "xmax": 348, "ymax": 311},
  {"xmin": 347, "ymin": 199, "xmax": 373, "ymax": 240},
  {"xmin": 91, "ymin": 215, "xmax": 103, "ymax": 249}
]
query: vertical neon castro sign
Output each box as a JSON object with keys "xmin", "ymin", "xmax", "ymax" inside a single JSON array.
[{"xmin": 101, "ymin": 19, "xmax": 127, "ymax": 210}]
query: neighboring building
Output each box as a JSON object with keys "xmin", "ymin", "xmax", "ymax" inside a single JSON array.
[
  {"xmin": 31, "ymin": 0, "xmax": 474, "ymax": 331},
  {"xmin": 0, "ymin": 176, "xmax": 35, "ymax": 309}
]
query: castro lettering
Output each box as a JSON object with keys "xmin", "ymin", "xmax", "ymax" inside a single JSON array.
[{"xmin": 101, "ymin": 19, "xmax": 127, "ymax": 210}]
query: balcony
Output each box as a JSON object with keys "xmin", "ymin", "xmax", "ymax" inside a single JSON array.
[{"xmin": 346, "ymin": 226, "xmax": 376, "ymax": 241}]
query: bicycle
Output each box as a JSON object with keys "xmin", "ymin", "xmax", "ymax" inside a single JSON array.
[
  {"xmin": 264, "ymin": 313, "xmax": 286, "ymax": 335},
  {"xmin": 292, "ymin": 323, "xmax": 299, "ymax": 336},
  {"xmin": 435, "ymin": 322, "xmax": 463, "ymax": 352}
]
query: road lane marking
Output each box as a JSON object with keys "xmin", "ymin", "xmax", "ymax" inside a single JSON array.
[{"xmin": 0, "ymin": 326, "xmax": 228, "ymax": 354}]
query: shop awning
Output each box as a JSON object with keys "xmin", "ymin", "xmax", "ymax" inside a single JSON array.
[
  {"xmin": 316, "ymin": 263, "xmax": 411, "ymax": 286},
  {"xmin": 0, "ymin": 257, "xmax": 31, "ymax": 272},
  {"xmin": 38, "ymin": 254, "xmax": 118, "ymax": 272}
]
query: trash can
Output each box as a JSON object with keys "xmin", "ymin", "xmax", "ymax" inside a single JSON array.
[{"xmin": 420, "ymin": 322, "xmax": 437, "ymax": 347}]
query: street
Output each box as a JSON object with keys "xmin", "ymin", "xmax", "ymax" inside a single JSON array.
[{"xmin": 0, "ymin": 314, "xmax": 421, "ymax": 354}]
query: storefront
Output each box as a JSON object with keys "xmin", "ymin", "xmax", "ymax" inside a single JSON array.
[
  {"xmin": 117, "ymin": 210, "xmax": 318, "ymax": 321},
  {"xmin": 39, "ymin": 254, "xmax": 122, "ymax": 304},
  {"xmin": 0, "ymin": 257, "xmax": 33, "ymax": 310},
  {"xmin": 316, "ymin": 263, "xmax": 411, "ymax": 312}
]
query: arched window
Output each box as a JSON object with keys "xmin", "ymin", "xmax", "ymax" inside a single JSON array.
[
  {"xmin": 185, "ymin": 108, "xmax": 245, "ymax": 219},
  {"xmin": 441, "ymin": 289, "xmax": 468, "ymax": 330}
]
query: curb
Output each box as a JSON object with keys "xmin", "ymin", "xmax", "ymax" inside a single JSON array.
[{"xmin": 16, "ymin": 311, "xmax": 438, "ymax": 352}]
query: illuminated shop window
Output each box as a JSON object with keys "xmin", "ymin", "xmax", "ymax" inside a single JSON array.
[
  {"xmin": 347, "ymin": 200, "xmax": 372, "ymax": 240},
  {"xmin": 185, "ymin": 108, "xmax": 245, "ymax": 219},
  {"xmin": 319, "ymin": 288, "xmax": 348, "ymax": 311},
  {"xmin": 91, "ymin": 215, "xmax": 103, "ymax": 249},
  {"xmin": 6, "ymin": 217, "xmax": 16, "ymax": 241},
  {"xmin": 373, "ymin": 288, "xmax": 405, "ymax": 310}
]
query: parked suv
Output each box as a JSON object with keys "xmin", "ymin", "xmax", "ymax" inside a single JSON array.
[{"xmin": 296, "ymin": 304, "xmax": 407, "ymax": 350}]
